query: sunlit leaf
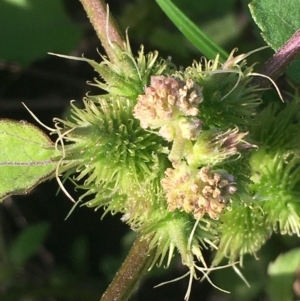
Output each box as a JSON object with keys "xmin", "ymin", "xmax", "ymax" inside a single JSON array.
[
  {"xmin": 267, "ymin": 248, "xmax": 300, "ymax": 301},
  {"xmin": 249, "ymin": 0, "xmax": 300, "ymax": 82},
  {"xmin": 0, "ymin": 119, "xmax": 59, "ymax": 201}
]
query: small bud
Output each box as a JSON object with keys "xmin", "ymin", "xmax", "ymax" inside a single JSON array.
[{"xmin": 187, "ymin": 127, "xmax": 254, "ymax": 166}]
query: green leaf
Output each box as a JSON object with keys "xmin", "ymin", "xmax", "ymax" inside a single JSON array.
[
  {"xmin": 0, "ymin": 119, "xmax": 59, "ymax": 201},
  {"xmin": 8, "ymin": 222, "xmax": 50, "ymax": 267},
  {"xmin": 71, "ymin": 236, "xmax": 89, "ymax": 274},
  {"xmin": 249, "ymin": 0, "xmax": 300, "ymax": 82},
  {"xmin": 0, "ymin": 0, "xmax": 83, "ymax": 67},
  {"xmin": 267, "ymin": 248, "xmax": 300, "ymax": 301},
  {"xmin": 155, "ymin": 0, "xmax": 228, "ymax": 61}
]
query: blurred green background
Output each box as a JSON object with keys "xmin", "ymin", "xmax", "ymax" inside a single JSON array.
[{"xmin": 0, "ymin": 0, "xmax": 299, "ymax": 300}]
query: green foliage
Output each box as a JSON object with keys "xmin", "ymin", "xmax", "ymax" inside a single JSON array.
[
  {"xmin": 249, "ymin": 0, "xmax": 300, "ymax": 82},
  {"xmin": 213, "ymin": 254, "xmax": 269, "ymax": 301},
  {"xmin": 249, "ymin": 0, "xmax": 300, "ymax": 50},
  {"xmin": 49, "ymin": 40, "xmax": 276, "ymax": 301},
  {"xmin": 8, "ymin": 222, "xmax": 50, "ymax": 268},
  {"xmin": 0, "ymin": 0, "xmax": 83, "ymax": 67},
  {"xmin": 267, "ymin": 248, "xmax": 300, "ymax": 301},
  {"xmin": 214, "ymin": 204, "xmax": 269, "ymax": 265},
  {"xmin": 249, "ymin": 102, "xmax": 300, "ymax": 236},
  {"xmin": 0, "ymin": 221, "xmax": 50, "ymax": 290},
  {"xmin": 0, "ymin": 120, "xmax": 59, "ymax": 201},
  {"xmin": 0, "ymin": 221, "xmax": 104, "ymax": 301},
  {"xmin": 2, "ymin": 1, "xmax": 300, "ymax": 301}
]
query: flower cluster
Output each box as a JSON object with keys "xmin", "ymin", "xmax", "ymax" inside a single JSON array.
[
  {"xmin": 133, "ymin": 75, "xmax": 203, "ymax": 141},
  {"xmin": 51, "ymin": 42, "xmax": 300, "ymax": 300},
  {"xmin": 161, "ymin": 164, "xmax": 236, "ymax": 219}
]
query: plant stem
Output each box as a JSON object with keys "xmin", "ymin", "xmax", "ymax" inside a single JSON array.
[
  {"xmin": 78, "ymin": 1, "xmax": 154, "ymax": 299},
  {"xmin": 79, "ymin": 0, "xmax": 124, "ymax": 62},
  {"xmin": 100, "ymin": 234, "xmax": 155, "ymax": 301},
  {"xmin": 251, "ymin": 29, "xmax": 300, "ymax": 89}
]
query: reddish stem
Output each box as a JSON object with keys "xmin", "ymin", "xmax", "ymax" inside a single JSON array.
[
  {"xmin": 100, "ymin": 234, "xmax": 155, "ymax": 301},
  {"xmin": 79, "ymin": 0, "xmax": 124, "ymax": 62},
  {"xmin": 251, "ymin": 29, "xmax": 300, "ymax": 88}
]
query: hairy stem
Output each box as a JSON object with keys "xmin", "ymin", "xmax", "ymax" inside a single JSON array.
[
  {"xmin": 79, "ymin": 0, "xmax": 124, "ymax": 62},
  {"xmin": 100, "ymin": 234, "xmax": 155, "ymax": 301},
  {"xmin": 251, "ymin": 29, "xmax": 300, "ymax": 89}
]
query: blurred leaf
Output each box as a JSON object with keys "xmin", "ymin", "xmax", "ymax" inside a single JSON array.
[
  {"xmin": 249, "ymin": 0, "xmax": 300, "ymax": 82},
  {"xmin": 8, "ymin": 222, "xmax": 50, "ymax": 267},
  {"xmin": 0, "ymin": 119, "xmax": 59, "ymax": 201},
  {"xmin": 155, "ymin": 0, "xmax": 228, "ymax": 60},
  {"xmin": 71, "ymin": 236, "xmax": 88, "ymax": 274},
  {"xmin": 148, "ymin": 30, "xmax": 189, "ymax": 57},
  {"xmin": 212, "ymin": 254, "xmax": 267, "ymax": 301},
  {"xmin": 0, "ymin": 0, "xmax": 83, "ymax": 67},
  {"xmin": 176, "ymin": 0, "xmax": 236, "ymax": 13},
  {"xmin": 201, "ymin": 11, "xmax": 242, "ymax": 46},
  {"xmin": 267, "ymin": 248, "xmax": 300, "ymax": 301}
]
